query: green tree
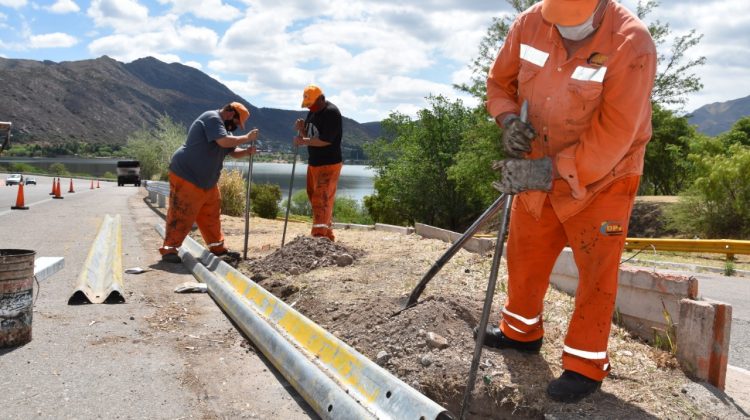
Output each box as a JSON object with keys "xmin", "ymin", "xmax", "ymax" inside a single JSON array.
[
  {"xmin": 48, "ymin": 163, "xmax": 70, "ymax": 176},
  {"xmin": 668, "ymin": 144, "xmax": 750, "ymax": 238},
  {"xmin": 333, "ymin": 196, "xmax": 373, "ymax": 225},
  {"xmin": 365, "ymin": 96, "xmax": 486, "ymax": 230},
  {"xmin": 286, "ymin": 189, "xmax": 312, "ymax": 217},
  {"xmin": 124, "ymin": 115, "xmax": 185, "ymax": 181},
  {"xmin": 640, "ymin": 104, "xmax": 699, "ymax": 195},
  {"xmin": 250, "ymin": 183, "xmax": 282, "ymax": 219}
]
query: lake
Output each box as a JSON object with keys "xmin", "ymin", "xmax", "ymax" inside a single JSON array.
[{"xmin": 0, "ymin": 157, "xmax": 376, "ymax": 202}]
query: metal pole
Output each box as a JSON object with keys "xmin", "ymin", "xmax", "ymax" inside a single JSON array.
[
  {"xmin": 281, "ymin": 135, "xmax": 300, "ymax": 248},
  {"xmin": 402, "ymin": 193, "xmax": 508, "ymax": 311},
  {"xmin": 460, "ymin": 99, "xmax": 528, "ymax": 419},
  {"xmin": 243, "ymin": 145, "xmax": 255, "ymax": 260},
  {"xmin": 459, "ymin": 194, "xmax": 512, "ymax": 419}
]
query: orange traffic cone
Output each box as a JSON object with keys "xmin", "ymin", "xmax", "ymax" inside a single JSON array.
[
  {"xmin": 68, "ymin": 178, "xmax": 75, "ymax": 193},
  {"xmin": 96, "ymin": 180, "xmax": 100, "ymax": 188},
  {"xmin": 90, "ymin": 179, "xmax": 94, "ymax": 189},
  {"xmin": 11, "ymin": 182, "xmax": 29, "ymax": 210},
  {"xmin": 53, "ymin": 178, "xmax": 64, "ymax": 199}
]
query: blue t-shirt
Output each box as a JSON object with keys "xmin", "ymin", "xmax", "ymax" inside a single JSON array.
[{"xmin": 169, "ymin": 110, "xmax": 233, "ymax": 189}]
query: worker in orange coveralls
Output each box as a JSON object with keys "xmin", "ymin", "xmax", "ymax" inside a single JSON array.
[
  {"xmin": 476, "ymin": 0, "xmax": 656, "ymax": 403},
  {"xmin": 159, "ymin": 102, "xmax": 258, "ymax": 264},
  {"xmin": 294, "ymin": 85, "xmax": 343, "ymax": 241}
]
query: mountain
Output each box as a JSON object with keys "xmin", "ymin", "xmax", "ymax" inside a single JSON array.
[
  {"xmin": 689, "ymin": 95, "xmax": 750, "ymax": 136},
  {"xmin": 0, "ymin": 56, "xmax": 380, "ymax": 156}
]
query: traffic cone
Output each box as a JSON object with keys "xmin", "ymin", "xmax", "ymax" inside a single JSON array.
[
  {"xmin": 49, "ymin": 178, "xmax": 55, "ymax": 195},
  {"xmin": 90, "ymin": 179, "xmax": 94, "ymax": 189},
  {"xmin": 10, "ymin": 183, "xmax": 29, "ymax": 210},
  {"xmin": 96, "ymin": 180, "xmax": 100, "ymax": 188},
  {"xmin": 53, "ymin": 178, "xmax": 64, "ymax": 199},
  {"xmin": 68, "ymin": 178, "xmax": 75, "ymax": 193}
]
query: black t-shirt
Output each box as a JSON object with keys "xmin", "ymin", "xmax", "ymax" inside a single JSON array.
[{"xmin": 305, "ymin": 100, "xmax": 342, "ymax": 166}]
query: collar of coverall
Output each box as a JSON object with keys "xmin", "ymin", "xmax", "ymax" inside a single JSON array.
[{"xmin": 548, "ymin": 0, "xmax": 611, "ymax": 52}]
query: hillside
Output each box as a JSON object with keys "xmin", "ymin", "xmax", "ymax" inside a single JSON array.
[
  {"xmin": 689, "ymin": 94, "xmax": 750, "ymax": 136},
  {"xmin": 0, "ymin": 56, "xmax": 378, "ymax": 156}
]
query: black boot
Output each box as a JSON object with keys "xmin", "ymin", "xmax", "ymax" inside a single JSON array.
[
  {"xmin": 214, "ymin": 250, "xmax": 241, "ymax": 267},
  {"xmin": 473, "ymin": 326, "xmax": 542, "ymax": 354},
  {"xmin": 546, "ymin": 370, "xmax": 602, "ymax": 403}
]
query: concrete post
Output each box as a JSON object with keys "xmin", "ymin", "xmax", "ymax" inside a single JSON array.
[{"xmin": 676, "ymin": 299, "xmax": 732, "ymax": 390}]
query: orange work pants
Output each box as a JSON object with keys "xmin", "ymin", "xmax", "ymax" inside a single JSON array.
[
  {"xmin": 306, "ymin": 162, "xmax": 342, "ymax": 241},
  {"xmin": 159, "ymin": 172, "xmax": 228, "ymax": 256},
  {"xmin": 499, "ymin": 176, "xmax": 640, "ymax": 381}
]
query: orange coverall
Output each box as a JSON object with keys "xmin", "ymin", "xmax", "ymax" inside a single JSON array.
[{"xmin": 486, "ymin": 0, "xmax": 656, "ymax": 380}]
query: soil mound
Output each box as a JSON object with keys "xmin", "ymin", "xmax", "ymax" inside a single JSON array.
[{"xmin": 244, "ymin": 235, "xmax": 363, "ymax": 279}]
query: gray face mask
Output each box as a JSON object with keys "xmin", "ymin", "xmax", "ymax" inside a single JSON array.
[{"xmin": 556, "ymin": 9, "xmax": 596, "ymax": 41}]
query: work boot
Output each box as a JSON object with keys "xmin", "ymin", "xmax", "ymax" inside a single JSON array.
[
  {"xmin": 473, "ymin": 326, "xmax": 542, "ymax": 354},
  {"xmin": 161, "ymin": 253, "xmax": 181, "ymax": 264},
  {"xmin": 546, "ymin": 370, "xmax": 602, "ymax": 403}
]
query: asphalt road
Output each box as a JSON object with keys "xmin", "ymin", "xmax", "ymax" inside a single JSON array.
[{"xmin": 0, "ymin": 176, "xmax": 314, "ymax": 419}]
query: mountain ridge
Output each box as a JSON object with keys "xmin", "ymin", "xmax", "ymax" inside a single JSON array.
[{"xmin": 0, "ymin": 55, "xmax": 373, "ymax": 158}]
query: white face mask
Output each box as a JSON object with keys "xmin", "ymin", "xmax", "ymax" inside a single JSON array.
[{"xmin": 556, "ymin": 9, "xmax": 596, "ymax": 41}]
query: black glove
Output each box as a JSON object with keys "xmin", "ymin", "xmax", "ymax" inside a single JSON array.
[
  {"xmin": 492, "ymin": 157, "xmax": 553, "ymax": 194},
  {"xmin": 501, "ymin": 114, "xmax": 536, "ymax": 158}
]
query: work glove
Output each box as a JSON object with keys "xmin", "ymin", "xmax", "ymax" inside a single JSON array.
[
  {"xmin": 492, "ymin": 157, "xmax": 553, "ymax": 194},
  {"xmin": 501, "ymin": 114, "xmax": 536, "ymax": 158}
]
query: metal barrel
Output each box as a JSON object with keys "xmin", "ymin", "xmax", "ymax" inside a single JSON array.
[{"xmin": 0, "ymin": 249, "xmax": 36, "ymax": 348}]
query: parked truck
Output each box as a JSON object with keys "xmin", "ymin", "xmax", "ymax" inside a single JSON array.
[{"xmin": 116, "ymin": 160, "xmax": 141, "ymax": 186}]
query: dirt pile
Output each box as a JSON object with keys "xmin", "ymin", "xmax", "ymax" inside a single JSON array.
[{"xmin": 244, "ymin": 235, "xmax": 363, "ymax": 279}]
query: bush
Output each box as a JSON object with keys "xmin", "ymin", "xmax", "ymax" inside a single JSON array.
[
  {"xmin": 667, "ymin": 144, "xmax": 750, "ymax": 239},
  {"xmin": 250, "ymin": 183, "xmax": 282, "ymax": 219},
  {"xmin": 48, "ymin": 163, "xmax": 70, "ymax": 176},
  {"xmin": 9, "ymin": 162, "xmax": 38, "ymax": 173},
  {"xmin": 219, "ymin": 170, "xmax": 246, "ymax": 217},
  {"xmin": 284, "ymin": 189, "xmax": 312, "ymax": 217},
  {"xmin": 333, "ymin": 196, "xmax": 373, "ymax": 225}
]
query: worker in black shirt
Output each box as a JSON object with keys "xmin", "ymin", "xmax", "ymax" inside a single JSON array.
[{"xmin": 294, "ymin": 84, "xmax": 343, "ymax": 241}]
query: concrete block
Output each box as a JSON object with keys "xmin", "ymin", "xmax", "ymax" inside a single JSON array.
[
  {"xmin": 375, "ymin": 223, "xmax": 414, "ymax": 235},
  {"xmin": 332, "ymin": 223, "xmax": 375, "ymax": 231},
  {"xmin": 550, "ymin": 249, "xmax": 699, "ymax": 343},
  {"xmin": 148, "ymin": 191, "xmax": 157, "ymax": 203},
  {"xmin": 414, "ymin": 223, "xmax": 494, "ymax": 254},
  {"xmin": 676, "ymin": 299, "xmax": 732, "ymax": 390},
  {"xmin": 158, "ymin": 194, "xmax": 166, "ymax": 209}
]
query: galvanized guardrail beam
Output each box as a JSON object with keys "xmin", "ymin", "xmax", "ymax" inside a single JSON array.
[{"xmin": 155, "ymin": 224, "xmax": 453, "ymax": 420}]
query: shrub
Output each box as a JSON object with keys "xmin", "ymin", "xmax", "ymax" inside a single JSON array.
[
  {"xmin": 48, "ymin": 162, "xmax": 70, "ymax": 176},
  {"xmin": 219, "ymin": 170, "xmax": 246, "ymax": 217},
  {"xmin": 285, "ymin": 189, "xmax": 312, "ymax": 217},
  {"xmin": 251, "ymin": 183, "xmax": 282, "ymax": 219},
  {"xmin": 9, "ymin": 162, "xmax": 38, "ymax": 173},
  {"xmin": 667, "ymin": 144, "xmax": 750, "ymax": 239},
  {"xmin": 333, "ymin": 196, "xmax": 373, "ymax": 225}
]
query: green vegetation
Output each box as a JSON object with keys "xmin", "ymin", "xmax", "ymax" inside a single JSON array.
[
  {"xmin": 48, "ymin": 162, "xmax": 70, "ymax": 176},
  {"xmin": 2, "ymin": 142, "xmax": 126, "ymax": 158},
  {"xmin": 124, "ymin": 115, "xmax": 185, "ymax": 181},
  {"xmin": 333, "ymin": 196, "xmax": 373, "ymax": 225},
  {"xmin": 250, "ymin": 183, "xmax": 282, "ymax": 219},
  {"xmin": 219, "ymin": 170, "xmax": 246, "ymax": 217}
]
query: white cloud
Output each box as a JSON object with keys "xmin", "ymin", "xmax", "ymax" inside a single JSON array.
[
  {"xmin": 87, "ymin": 0, "xmax": 150, "ymax": 33},
  {"xmin": 157, "ymin": 0, "xmax": 241, "ymax": 22},
  {"xmin": 46, "ymin": 0, "xmax": 79, "ymax": 14},
  {"xmin": 29, "ymin": 32, "xmax": 78, "ymax": 48},
  {"xmin": 0, "ymin": 0, "xmax": 27, "ymax": 8},
  {"xmin": 88, "ymin": 24, "xmax": 218, "ymax": 62}
]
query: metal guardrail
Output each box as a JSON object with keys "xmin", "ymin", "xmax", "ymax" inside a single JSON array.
[
  {"xmin": 144, "ymin": 181, "xmax": 169, "ymax": 208},
  {"xmin": 68, "ymin": 214, "xmax": 125, "ymax": 304},
  {"xmin": 624, "ymin": 238, "xmax": 750, "ymax": 260},
  {"xmin": 155, "ymin": 224, "xmax": 453, "ymax": 419}
]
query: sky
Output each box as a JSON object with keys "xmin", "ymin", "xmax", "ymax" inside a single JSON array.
[{"xmin": 0, "ymin": 0, "xmax": 748, "ymax": 123}]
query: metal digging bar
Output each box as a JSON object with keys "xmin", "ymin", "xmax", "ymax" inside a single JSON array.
[
  {"xmin": 459, "ymin": 100, "xmax": 528, "ymax": 419},
  {"xmin": 401, "ymin": 193, "xmax": 508, "ymax": 312},
  {"xmin": 243, "ymin": 140, "xmax": 256, "ymax": 260},
  {"xmin": 281, "ymin": 132, "xmax": 301, "ymax": 248}
]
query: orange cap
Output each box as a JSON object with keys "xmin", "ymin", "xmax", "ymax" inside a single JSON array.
[
  {"xmin": 542, "ymin": 0, "xmax": 599, "ymax": 26},
  {"xmin": 230, "ymin": 102, "xmax": 249, "ymax": 129},
  {"xmin": 301, "ymin": 85, "xmax": 323, "ymax": 108}
]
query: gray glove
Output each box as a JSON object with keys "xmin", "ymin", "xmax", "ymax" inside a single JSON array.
[
  {"xmin": 501, "ymin": 114, "xmax": 536, "ymax": 158},
  {"xmin": 492, "ymin": 157, "xmax": 553, "ymax": 194}
]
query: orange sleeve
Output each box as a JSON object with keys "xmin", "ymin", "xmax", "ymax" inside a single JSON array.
[
  {"xmin": 555, "ymin": 40, "xmax": 656, "ymax": 199},
  {"xmin": 486, "ymin": 18, "xmax": 523, "ymax": 120}
]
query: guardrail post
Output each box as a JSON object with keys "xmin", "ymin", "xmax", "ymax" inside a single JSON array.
[
  {"xmin": 158, "ymin": 194, "xmax": 166, "ymax": 208},
  {"xmin": 148, "ymin": 191, "xmax": 157, "ymax": 203}
]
